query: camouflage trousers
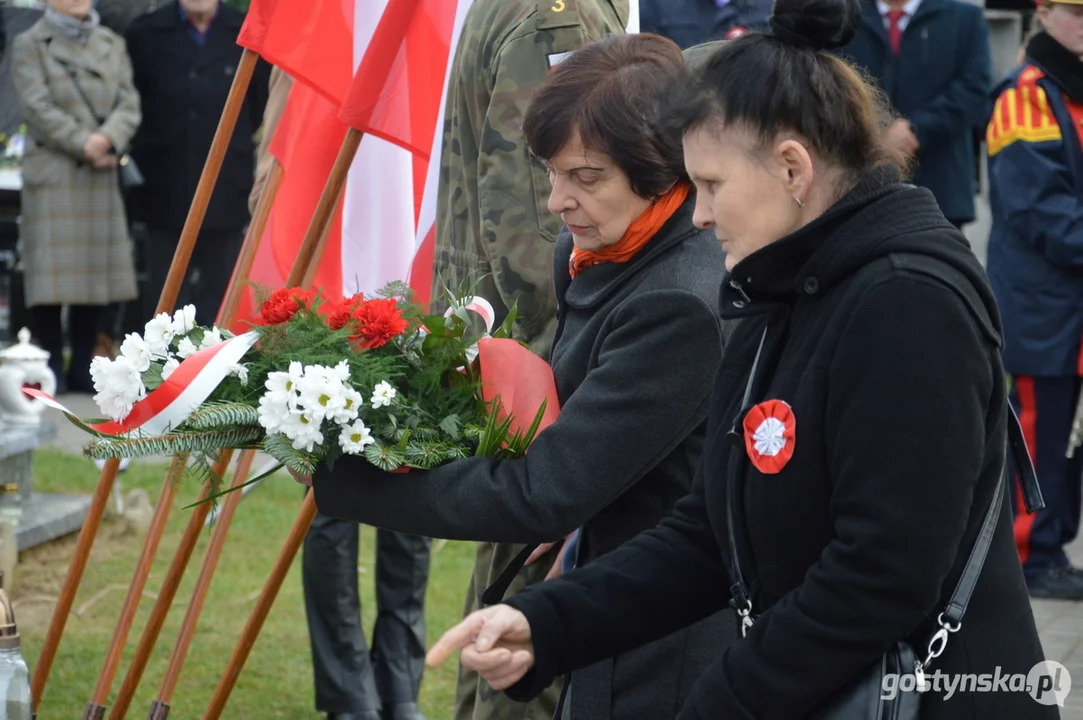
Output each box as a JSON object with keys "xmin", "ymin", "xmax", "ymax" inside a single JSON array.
[{"xmin": 454, "ymin": 541, "xmax": 563, "ymax": 720}]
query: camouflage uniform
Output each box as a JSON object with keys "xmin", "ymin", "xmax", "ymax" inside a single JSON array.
[{"xmin": 433, "ymin": 1, "xmax": 629, "ymax": 719}]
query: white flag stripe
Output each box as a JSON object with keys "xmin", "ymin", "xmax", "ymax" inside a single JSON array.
[
  {"xmin": 412, "ymin": 0, "xmax": 473, "ymax": 256},
  {"xmin": 341, "ymin": 0, "xmax": 419, "ymax": 297}
]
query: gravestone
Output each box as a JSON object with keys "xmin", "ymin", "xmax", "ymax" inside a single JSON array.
[{"xmin": 0, "ymin": 421, "xmax": 91, "ymax": 551}]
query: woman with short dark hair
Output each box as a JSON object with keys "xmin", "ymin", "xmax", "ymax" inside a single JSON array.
[
  {"xmin": 425, "ymin": 1, "xmax": 1055, "ymax": 718},
  {"xmin": 298, "ymin": 33, "xmax": 736, "ymax": 719}
]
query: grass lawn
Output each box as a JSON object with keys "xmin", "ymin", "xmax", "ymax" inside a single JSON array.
[{"xmin": 15, "ymin": 449, "xmax": 477, "ymax": 719}]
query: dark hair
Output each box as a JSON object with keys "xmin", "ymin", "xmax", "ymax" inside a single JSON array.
[
  {"xmin": 669, "ymin": 0, "xmax": 907, "ymax": 183},
  {"xmin": 523, "ymin": 34, "xmax": 689, "ymax": 200}
]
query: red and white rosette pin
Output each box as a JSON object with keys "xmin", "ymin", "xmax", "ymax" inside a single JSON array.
[{"xmin": 743, "ymin": 399, "xmax": 796, "ymax": 474}]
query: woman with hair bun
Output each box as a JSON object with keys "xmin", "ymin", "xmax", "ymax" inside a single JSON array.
[{"xmin": 425, "ymin": 0, "xmax": 1056, "ymax": 718}]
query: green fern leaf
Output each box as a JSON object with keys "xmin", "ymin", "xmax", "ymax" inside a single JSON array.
[{"xmin": 438, "ymin": 414, "xmax": 461, "ymax": 441}]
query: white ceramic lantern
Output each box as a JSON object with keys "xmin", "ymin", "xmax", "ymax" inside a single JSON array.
[{"xmin": 0, "ymin": 328, "xmax": 58, "ymax": 425}]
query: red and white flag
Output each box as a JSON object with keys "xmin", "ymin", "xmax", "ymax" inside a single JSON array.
[
  {"xmin": 230, "ymin": 0, "xmax": 469, "ymax": 330},
  {"xmin": 408, "ymin": 2, "xmax": 640, "ymax": 306},
  {"xmin": 232, "ymin": 0, "xmax": 639, "ymax": 331}
]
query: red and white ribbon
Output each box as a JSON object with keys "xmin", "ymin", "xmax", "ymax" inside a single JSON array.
[
  {"xmin": 440, "ymin": 296, "xmax": 496, "ymax": 363},
  {"xmin": 442, "ymin": 296, "xmax": 496, "ymax": 334},
  {"xmin": 24, "ymin": 331, "xmax": 260, "ymax": 438}
]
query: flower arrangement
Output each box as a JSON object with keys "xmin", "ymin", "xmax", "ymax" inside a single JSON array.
[
  {"xmin": 47, "ymin": 282, "xmax": 554, "ymax": 499},
  {"xmin": 0, "ymin": 125, "xmax": 26, "ymax": 171}
]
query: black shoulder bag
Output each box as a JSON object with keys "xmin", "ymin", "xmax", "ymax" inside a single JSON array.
[{"xmin": 725, "ymin": 327, "xmax": 1044, "ymax": 719}]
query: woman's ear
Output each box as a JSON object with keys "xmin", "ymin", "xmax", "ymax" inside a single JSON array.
[{"xmin": 776, "ymin": 139, "xmax": 815, "ymax": 206}]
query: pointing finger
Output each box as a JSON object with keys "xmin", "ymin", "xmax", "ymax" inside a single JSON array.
[{"xmin": 426, "ymin": 613, "xmax": 485, "ymax": 668}]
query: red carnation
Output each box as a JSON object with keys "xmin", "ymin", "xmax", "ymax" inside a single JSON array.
[
  {"xmin": 324, "ymin": 293, "xmax": 365, "ymax": 331},
  {"xmin": 260, "ymin": 288, "xmax": 315, "ymax": 325},
  {"xmin": 350, "ymin": 298, "xmax": 409, "ymax": 349}
]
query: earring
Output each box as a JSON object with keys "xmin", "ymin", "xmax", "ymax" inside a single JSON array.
[{"xmin": 793, "ymin": 196, "xmax": 805, "ymax": 209}]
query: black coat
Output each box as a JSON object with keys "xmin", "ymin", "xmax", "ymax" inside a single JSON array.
[
  {"xmin": 840, "ymin": 0, "xmax": 992, "ymax": 224},
  {"xmin": 503, "ymin": 168, "xmax": 1055, "ymax": 720},
  {"xmin": 312, "ymin": 195, "xmax": 738, "ymax": 719},
  {"xmin": 124, "ymin": 2, "xmax": 269, "ymax": 232}
]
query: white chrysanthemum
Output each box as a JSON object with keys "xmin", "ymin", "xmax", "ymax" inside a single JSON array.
[
  {"xmin": 143, "ymin": 313, "xmax": 175, "ymax": 359},
  {"xmin": 176, "ymin": 336, "xmax": 198, "ymax": 359},
  {"xmin": 339, "ymin": 420, "xmax": 375, "ymax": 455},
  {"xmin": 331, "ymin": 386, "xmax": 363, "ymax": 425},
  {"xmin": 171, "ymin": 304, "xmax": 197, "ymax": 335},
  {"xmin": 257, "ymin": 392, "xmax": 291, "ymax": 433},
  {"xmin": 297, "ymin": 365, "xmax": 347, "ymax": 423},
  {"xmin": 371, "ymin": 381, "xmax": 397, "ymax": 409},
  {"xmin": 161, "ymin": 356, "xmax": 180, "ymax": 381},
  {"xmin": 90, "ymin": 356, "xmax": 146, "ymax": 421},
  {"xmin": 229, "ymin": 364, "xmax": 249, "ymax": 386},
  {"xmin": 263, "ymin": 361, "xmax": 304, "ymax": 409},
  {"xmin": 333, "ymin": 359, "xmax": 351, "ymax": 382},
  {"xmin": 280, "ymin": 410, "xmax": 324, "ymax": 452},
  {"xmin": 199, "ymin": 326, "xmax": 223, "ymax": 349},
  {"xmin": 118, "ymin": 332, "xmax": 151, "ymax": 373}
]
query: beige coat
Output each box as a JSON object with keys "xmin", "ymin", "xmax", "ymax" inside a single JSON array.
[{"xmin": 11, "ymin": 18, "xmax": 140, "ymax": 307}]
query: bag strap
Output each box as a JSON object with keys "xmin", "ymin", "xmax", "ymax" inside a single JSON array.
[
  {"xmin": 59, "ymin": 61, "xmax": 108, "ymax": 126},
  {"xmin": 480, "ymin": 543, "xmax": 538, "ymax": 606},
  {"xmin": 724, "ymin": 334, "xmax": 1044, "ymax": 640}
]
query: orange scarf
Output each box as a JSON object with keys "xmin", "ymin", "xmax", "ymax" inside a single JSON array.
[{"xmin": 569, "ymin": 181, "xmax": 691, "ymax": 278}]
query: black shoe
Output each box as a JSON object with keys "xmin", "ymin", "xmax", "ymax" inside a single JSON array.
[
  {"xmin": 327, "ymin": 712, "xmax": 381, "ymax": 720},
  {"xmin": 1027, "ymin": 566, "xmax": 1083, "ymax": 600}
]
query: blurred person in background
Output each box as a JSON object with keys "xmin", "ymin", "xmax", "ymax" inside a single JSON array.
[
  {"xmin": 639, "ymin": 0, "xmax": 772, "ymax": 48},
  {"xmin": 11, "ymin": 0, "xmax": 140, "ymax": 392},
  {"xmin": 842, "ymin": 0, "xmax": 992, "ymax": 230},
  {"xmin": 96, "ymin": 0, "xmax": 164, "ymax": 34},
  {"xmin": 986, "ymin": 0, "xmax": 1083, "ymax": 601},
  {"xmin": 125, "ymin": 0, "xmax": 269, "ymax": 327}
]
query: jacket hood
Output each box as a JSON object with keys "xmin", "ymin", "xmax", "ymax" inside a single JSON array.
[{"xmin": 722, "ymin": 165, "xmax": 1002, "ymax": 344}]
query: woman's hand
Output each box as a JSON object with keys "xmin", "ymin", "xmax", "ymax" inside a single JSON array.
[
  {"xmin": 82, "ymin": 131, "xmax": 113, "ymax": 163},
  {"xmin": 92, "ymin": 153, "xmax": 118, "ymax": 170},
  {"xmin": 289, "ymin": 468, "xmax": 312, "ymax": 487},
  {"xmin": 426, "ymin": 605, "xmax": 535, "ymax": 691}
]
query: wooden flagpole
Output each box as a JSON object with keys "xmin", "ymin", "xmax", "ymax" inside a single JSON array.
[
  {"xmin": 146, "ymin": 450, "xmax": 257, "ymax": 720},
  {"xmin": 106, "ymin": 162, "xmax": 284, "ymax": 720},
  {"xmin": 202, "ymin": 128, "xmax": 364, "ymax": 720},
  {"xmin": 34, "ymin": 48, "xmax": 260, "ymax": 718}
]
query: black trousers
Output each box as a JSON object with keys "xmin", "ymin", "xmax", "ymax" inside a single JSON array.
[
  {"xmin": 31, "ymin": 304, "xmax": 101, "ymax": 393},
  {"xmin": 303, "ymin": 507, "xmax": 432, "ymax": 716},
  {"xmin": 144, "ymin": 226, "xmax": 244, "ymax": 326}
]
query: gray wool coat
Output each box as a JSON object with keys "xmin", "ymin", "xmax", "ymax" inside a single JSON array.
[
  {"xmin": 312, "ymin": 195, "xmax": 739, "ymax": 719},
  {"xmin": 11, "ymin": 18, "xmax": 140, "ymax": 308}
]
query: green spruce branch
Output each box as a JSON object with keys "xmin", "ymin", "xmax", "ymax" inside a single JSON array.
[
  {"xmin": 186, "ymin": 402, "xmax": 261, "ymax": 430},
  {"xmin": 84, "ymin": 427, "xmax": 265, "ymax": 461}
]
